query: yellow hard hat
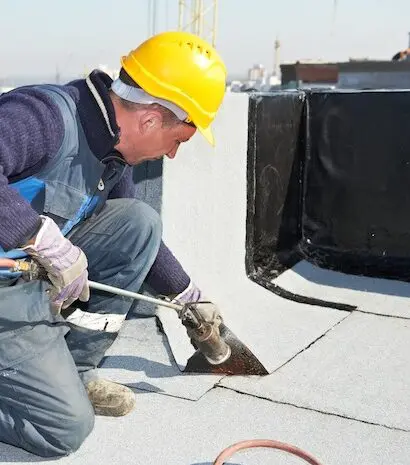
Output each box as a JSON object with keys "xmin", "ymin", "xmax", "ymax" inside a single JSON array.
[{"xmin": 121, "ymin": 31, "xmax": 227, "ymax": 146}]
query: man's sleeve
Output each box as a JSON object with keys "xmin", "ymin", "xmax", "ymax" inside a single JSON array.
[
  {"xmin": 108, "ymin": 166, "xmax": 136, "ymax": 199},
  {"xmin": 0, "ymin": 88, "xmax": 64, "ymax": 250},
  {"xmin": 108, "ymin": 165, "xmax": 192, "ymax": 297}
]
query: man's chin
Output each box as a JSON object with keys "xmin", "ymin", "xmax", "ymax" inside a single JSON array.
[
  {"xmin": 126, "ymin": 154, "xmax": 164, "ymax": 165},
  {"xmin": 149, "ymin": 155, "xmax": 165, "ymax": 162}
]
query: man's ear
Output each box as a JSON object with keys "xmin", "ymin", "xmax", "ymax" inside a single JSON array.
[{"xmin": 139, "ymin": 110, "xmax": 163, "ymax": 135}]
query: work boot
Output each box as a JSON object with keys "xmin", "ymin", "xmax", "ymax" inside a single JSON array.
[{"xmin": 86, "ymin": 379, "xmax": 136, "ymax": 417}]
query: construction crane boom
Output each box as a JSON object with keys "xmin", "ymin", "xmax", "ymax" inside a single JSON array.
[{"xmin": 178, "ymin": 0, "xmax": 218, "ymax": 47}]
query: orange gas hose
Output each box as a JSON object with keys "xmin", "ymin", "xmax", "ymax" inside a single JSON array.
[{"xmin": 213, "ymin": 439, "xmax": 323, "ymax": 465}]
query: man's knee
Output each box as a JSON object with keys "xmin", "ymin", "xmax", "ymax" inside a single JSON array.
[
  {"xmin": 121, "ymin": 200, "xmax": 162, "ymax": 252},
  {"xmin": 128, "ymin": 199, "xmax": 162, "ymax": 236},
  {"xmin": 40, "ymin": 396, "xmax": 95, "ymax": 457},
  {"xmin": 59, "ymin": 399, "xmax": 95, "ymax": 455},
  {"xmin": 2, "ymin": 393, "xmax": 95, "ymax": 458}
]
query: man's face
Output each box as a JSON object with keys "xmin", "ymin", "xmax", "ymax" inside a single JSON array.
[{"xmin": 118, "ymin": 109, "xmax": 197, "ymax": 165}]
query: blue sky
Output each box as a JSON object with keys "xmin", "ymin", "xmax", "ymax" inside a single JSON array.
[{"xmin": 1, "ymin": 0, "xmax": 410, "ymax": 79}]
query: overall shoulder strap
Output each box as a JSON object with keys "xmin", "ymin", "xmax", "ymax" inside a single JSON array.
[{"xmin": 34, "ymin": 85, "xmax": 80, "ymax": 175}]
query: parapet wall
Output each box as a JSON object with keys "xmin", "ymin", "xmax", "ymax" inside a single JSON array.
[{"xmin": 246, "ymin": 89, "xmax": 410, "ymax": 291}]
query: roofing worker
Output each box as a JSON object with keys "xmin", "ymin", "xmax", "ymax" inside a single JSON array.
[{"xmin": 0, "ymin": 31, "xmax": 226, "ymax": 457}]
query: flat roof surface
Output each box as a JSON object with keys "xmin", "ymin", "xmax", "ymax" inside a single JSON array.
[{"xmin": 1, "ymin": 306, "xmax": 409, "ymax": 464}]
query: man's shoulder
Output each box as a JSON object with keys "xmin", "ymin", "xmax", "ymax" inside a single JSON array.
[
  {"xmin": 1, "ymin": 84, "xmax": 58, "ymax": 107},
  {"xmin": 1, "ymin": 84, "xmax": 68, "ymax": 129},
  {"xmin": 1, "ymin": 84, "xmax": 78, "ymax": 129},
  {"xmin": 0, "ymin": 84, "xmax": 66, "ymax": 182}
]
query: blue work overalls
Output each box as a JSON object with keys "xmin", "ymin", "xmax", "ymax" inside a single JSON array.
[{"xmin": 0, "ymin": 86, "xmax": 162, "ymax": 457}]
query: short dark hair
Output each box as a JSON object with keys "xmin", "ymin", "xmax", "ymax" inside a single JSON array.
[{"xmin": 119, "ymin": 68, "xmax": 139, "ymax": 87}]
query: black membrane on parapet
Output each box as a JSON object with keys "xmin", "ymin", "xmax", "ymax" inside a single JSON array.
[
  {"xmin": 246, "ymin": 92, "xmax": 305, "ymax": 280},
  {"xmin": 244, "ymin": 91, "xmax": 352, "ymax": 311},
  {"xmin": 303, "ymin": 90, "xmax": 410, "ymax": 280},
  {"xmin": 246, "ymin": 90, "xmax": 410, "ymax": 310}
]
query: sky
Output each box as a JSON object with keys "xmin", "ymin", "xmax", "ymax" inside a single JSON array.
[{"xmin": 1, "ymin": 0, "xmax": 410, "ymax": 81}]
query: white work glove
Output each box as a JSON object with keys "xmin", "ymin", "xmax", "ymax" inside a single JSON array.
[{"xmin": 22, "ymin": 216, "xmax": 90, "ymax": 314}]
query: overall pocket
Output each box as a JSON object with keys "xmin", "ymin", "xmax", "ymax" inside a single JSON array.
[{"xmin": 0, "ymin": 280, "xmax": 68, "ymax": 370}]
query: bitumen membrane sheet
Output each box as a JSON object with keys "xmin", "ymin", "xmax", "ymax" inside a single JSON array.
[
  {"xmin": 275, "ymin": 260, "xmax": 410, "ymax": 319},
  {"xmin": 2, "ymin": 381, "xmax": 409, "ymax": 465},
  {"xmin": 98, "ymin": 317, "xmax": 224, "ymax": 401}
]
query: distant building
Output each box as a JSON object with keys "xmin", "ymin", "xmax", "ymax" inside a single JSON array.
[
  {"xmin": 228, "ymin": 80, "xmax": 242, "ymax": 92},
  {"xmin": 338, "ymin": 60, "xmax": 410, "ymax": 89},
  {"xmin": 248, "ymin": 64, "xmax": 266, "ymax": 82},
  {"xmin": 280, "ymin": 62, "xmax": 338, "ymax": 88}
]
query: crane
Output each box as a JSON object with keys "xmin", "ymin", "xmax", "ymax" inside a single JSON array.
[{"xmin": 178, "ymin": 0, "xmax": 218, "ymax": 47}]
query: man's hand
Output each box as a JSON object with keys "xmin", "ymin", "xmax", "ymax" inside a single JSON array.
[
  {"xmin": 22, "ymin": 216, "xmax": 89, "ymax": 314},
  {"xmin": 172, "ymin": 282, "xmax": 223, "ymax": 326},
  {"xmin": 181, "ymin": 301, "xmax": 223, "ymax": 326}
]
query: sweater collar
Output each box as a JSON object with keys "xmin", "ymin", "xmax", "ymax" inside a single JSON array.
[{"xmin": 68, "ymin": 70, "xmax": 120, "ymax": 160}]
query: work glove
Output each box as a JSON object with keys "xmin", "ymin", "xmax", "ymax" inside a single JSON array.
[
  {"xmin": 22, "ymin": 215, "xmax": 90, "ymax": 314},
  {"xmin": 172, "ymin": 282, "xmax": 225, "ymax": 356},
  {"xmin": 172, "ymin": 282, "xmax": 223, "ymax": 326}
]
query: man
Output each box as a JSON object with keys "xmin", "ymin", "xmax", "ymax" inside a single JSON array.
[{"xmin": 0, "ymin": 31, "xmax": 227, "ymax": 457}]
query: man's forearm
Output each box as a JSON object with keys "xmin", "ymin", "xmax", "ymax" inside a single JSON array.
[
  {"xmin": 145, "ymin": 240, "xmax": 191, "ymax": 297},
  {"xmin": 21, "ymin": 216, "xmax": 44, "ymax": 247},
  {"xmin": 0, "ymin": 188, "xmax": 43, "ymax": 250}
]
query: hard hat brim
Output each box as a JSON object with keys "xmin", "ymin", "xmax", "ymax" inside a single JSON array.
[{"xmin": 197, "ymin": 124, "xmax": 215, "ymax": 147}]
